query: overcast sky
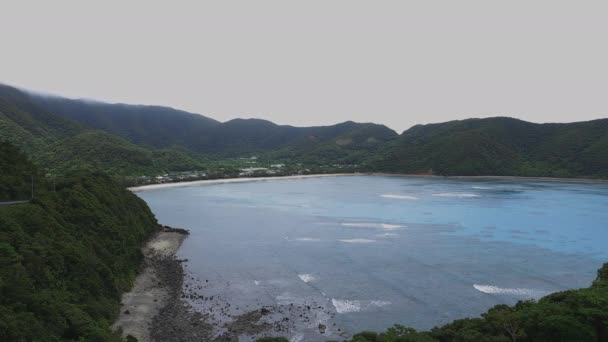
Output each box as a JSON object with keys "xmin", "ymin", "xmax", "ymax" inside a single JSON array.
[{"xmin": 1, "ymin": 1, "xmax": 607, "ymax": 133}]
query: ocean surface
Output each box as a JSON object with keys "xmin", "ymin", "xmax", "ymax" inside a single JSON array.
[{"xmin": 137, "ymin": 175, "xmax": 608, "ymax": 341}]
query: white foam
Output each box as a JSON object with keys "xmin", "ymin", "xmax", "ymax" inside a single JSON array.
[
  {"xmin": 297, "ymin": 274, "xmax": 317, "ymax": 283},
  {"xmin": 331, "ymin": 299, "xmax": 392, "ymax": 313},
  {"xmin": 376, "ymin": 232, "xmax": 398, "ymax": 237},
  {"xmin": 381, "ymin": 224, "xmax": 403, "ymax": 230},
  {"xmin": 473, "ymin": 284, "xmax": 538, "ymax": 297},
  {"xmin": 341, "ymin": 222, "xmax": 404, "ymax": 230},
  {"xmin": 254, "ymin": 280, "xmax": 260, "ymax": 286},
  {"xmin": 380, "ymin": 194, "xmax": 419, "ymax": 200},
  {"xmin": 290, "ymin": 334, "xmax": 304, "ymax": 342},
  {"xmin": 331, "ymin": 299, "xmax": 362, "ymax": 313},
  {"xmin": 370, "ymin": 300, "xmax": 392, "ymax": 307},
  {"xmin": 286, "ymin": 237, "xmax": 321, "ymax": 242},
  {"xmin": 338, "ymin": 238, "xmax": 377, "ymax": 244},
  {"xmin": 472, "ymin": 186, "xmax": 492, "ymax": 190},
  {"xmin": 276, "ymin": 292, "xmax": 306, "ymax": 305},
  {"xmin": 433, "ymin": 193, "xmax": 481, "ymax": 198}
]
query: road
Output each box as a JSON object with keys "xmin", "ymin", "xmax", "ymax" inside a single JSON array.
[{"xmin": 0, "ymin": 200, "xmax": 29, "ymax": 206}]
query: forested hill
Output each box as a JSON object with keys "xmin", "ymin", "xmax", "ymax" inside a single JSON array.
[
  {"xmin": 0, "ymin": 141, "xmax": 159, "ymax": 341},
  {"xmin": 1, "ymin": 83, "xmax": 398, "ymax": 173},
  {"xmin": 0, "ymin": 84, "xmax": 206, "ymax": 175},
  {"xmin": 0, "ymin": 141, "xmax": 37, "ymax": 201},
  {"xmin": 27, "ymin": 90, "xmax": 398, "ymax": 158},
  {"xmin": 30, "ymin": 92, "xmax": 221, "ymax": 150},
  {"xmin": 369, "ymin": 117, "xmax": 608, "ymax": 178}
]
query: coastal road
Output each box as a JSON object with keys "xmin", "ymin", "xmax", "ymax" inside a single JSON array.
[{"xmin": 0, "ymin": 200, "xmax": 29, "ymax": 206}]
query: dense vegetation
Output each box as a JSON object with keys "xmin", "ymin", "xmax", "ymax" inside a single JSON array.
[
  {"xmin": 337, "ymin": 263, "xmax": 608, "ymax": 342},
  {"xmin": 26, "ymin": 91, "xmax": 399, "ymax": 160},
  {"xmin": 369, "ymin": 117, "xmax": 608, "ymax": 178},
  {"xmin": 0, "ymin": 141, "xmax": 37, "ymax": 201},
  {"xmin": 0, "ymin": 142, "xmax": 159, "ymax": 341},
  {"xmin": 0, "ymin": 84, "xmax": 204, "ymax": 175}
]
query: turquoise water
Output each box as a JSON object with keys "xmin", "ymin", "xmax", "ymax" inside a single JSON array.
[{"xmin": 138, "ymin": 175, "xmax": 608, "ymax": 340}]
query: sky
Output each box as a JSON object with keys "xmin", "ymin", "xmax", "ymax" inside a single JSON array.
[{"xmin": 1, "ymin": 1, "xmax": 607, "ymax": 133}]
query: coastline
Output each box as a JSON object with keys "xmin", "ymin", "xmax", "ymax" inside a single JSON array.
[
  {"xmin": 114, "ymin": 226, "xmax": 315, "ymax": 342},
  {"xmin": 129, "ymin": 172, "xmax": 608, "ymax": 192},
  {"xmin": 128, "ymin": 173, "xmax": 359, "ymax": 192},
  {"xmin": 370, "ymin": 173, "xmax": 608, "ymax": 184},
  {"xmin": 112, "ymin": 229, "xmax": 188, "ymax": 342},
  {"xmin": 119, "ymin": 172, "xmax": 608, "ymax": 341}
]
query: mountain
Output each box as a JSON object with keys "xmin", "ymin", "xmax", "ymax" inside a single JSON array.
[
  {"xmin": 1, "ymin": 84, "xmax": 399, "ymax": 173},
  {"xmin": 27, "ymin": 92, "xmax": 399, "ymax": 159},
  {"xmin": 206, "ymin": 119, "xmax": 398, "ymax": 164},
  {"xmin": 370, "ymin": 117, "xmax": 608, "ymax": 178},
  {"xmin": 29, "ymin": 93, "xmax": 221, "ymax": 150},
  {"xmin": 0, "ymin": 84, "xmax": 205, "ymax": 174},
  {"xmin": 0, "ymin": 141, "xmax": 159, "ymax": 341},
  {"xmin": 2, "ymin": 83, "xmax": 608, "ymax": 178}
]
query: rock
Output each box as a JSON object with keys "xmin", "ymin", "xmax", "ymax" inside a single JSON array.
[
  {"xmin": 318, "ymin": 323, "xmax": 327, "ymax": 334},
  {"xmin": 124, "ymin": 310, "xmax": 130, "ymax": 315},
  {"xmin": 260, "ymin": 308, "xmax": 271, "ymax": 315}
]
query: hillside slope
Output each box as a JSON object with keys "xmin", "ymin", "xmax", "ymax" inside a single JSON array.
[
  {"xmin": 28, "ymin": 91, "xmax": 400, "ymax": 159},
  {"xmin": 30, "ymin": 93, "xmax": 221, "ymax": 150},
  {"xmin": 0, "ymin": 142, "xmax": 159, "ymax": 341},
  {"xmin": 3, "ymin": 84, "xmax": 399, "ymax": 170},
  {"xmin": 370, "ymin": 117, "xmax": 608, "ymax": 178},
  {"xmin": 0, "ymin": 84, "xmax": 204, "ymax": 175}
]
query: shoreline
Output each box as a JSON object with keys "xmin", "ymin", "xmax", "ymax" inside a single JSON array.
[
  {"xmin": 371, "ymin": 173, "xmax": 608, "ymax": 184},
  {"xmin": 128, "ymin": 173, "xmax": 358, "ymax": 192},
  {"xmin": 112, "ymin": 228, "xmax": 188, "ymax": 342},
  {"xmin": 129, "ymin": 172, "xmax": 608, "ymax": 192},
  {"xmin": 114, "ymin": 226, "xmax": 319, "ymax": 342}
]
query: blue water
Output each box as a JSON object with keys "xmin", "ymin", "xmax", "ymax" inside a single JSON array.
[{"xmin": 138, "ymin": 175, "xmax": 608, "ymax": 341}]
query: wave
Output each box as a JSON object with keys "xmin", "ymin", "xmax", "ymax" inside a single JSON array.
[
  {"xmin": 473, "ymin": 284, "xmax": 540, "ymax": 297},
  {"xmin": 276, "ymin": 292, "xmax": 306, "ymax": 305},
  {"xmin": 370, "ymin": 300, "xmax": 392, "ymax": 307},
  {"xmin": 376, "ymin": 232, "xmax": 398, "ymax": 237},
  {"xmin": 297, "ymin": 274, "xmax": 316, "ymax": 283},
  {"xmin": 380, "ymin": 194, "xmax": 419, "ymax": 200},
  {"xmin": 331, "ymin": 299, "xmax": 361, "ymax": 313},
  {"xmin": 472, "ymin": 186, "xmax": 493, "ymax": 190},
  {"xmin": 285, "ymin": 237, "xmax": 321, "ymax": 242},
  {"xmin": 290, "ymin": 334, "xmax": 304, "ymax": 342},
  {"xmin": 338, "ymin": 238, "xmax": 377, "ymax": 244},
  {"xmin": 331, "ymin": 299, "xmax": 392, "ymax": 313},
  {"xmin": 432, "ymin": 193, "xmax": 481, "ymax": 198},
  {"xmin": 341, "ymin": 222, "xmax": 404, "ymax": 230}
]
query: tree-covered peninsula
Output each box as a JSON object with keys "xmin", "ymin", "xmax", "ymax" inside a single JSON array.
[{"xmin": 0, "ymin": 141, "xmax": 159, "ymax": 341}]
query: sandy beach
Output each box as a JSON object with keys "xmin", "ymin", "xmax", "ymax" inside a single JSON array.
[
  {"xmin": 128, "ymin": 173, "xmax": 359, "ymax": 192},
  {"xmin": 129, "ymin": 172, "xmax": 608, "ymax": 193}
]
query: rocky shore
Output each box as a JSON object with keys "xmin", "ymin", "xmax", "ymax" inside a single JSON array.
[{"xmin": 113, "ymin": 226, "xmax": 303, "ymax": 342}]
